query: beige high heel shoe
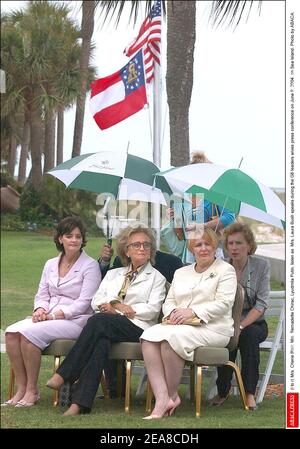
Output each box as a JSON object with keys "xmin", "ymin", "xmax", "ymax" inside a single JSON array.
[
  {"xmin": 15, "ymin": 394, "xmax": 40, "ymax": 408},
  {"xmin": 142, "ymin": 398, "xmax": 176, "ymax": 420},
  {"xmin": 1, "ymin": 399, "xmax": 18, "ymax": 407},
  {"xmin": 46, "ymin": 374, "xmax": 64, "ymax": 391}
]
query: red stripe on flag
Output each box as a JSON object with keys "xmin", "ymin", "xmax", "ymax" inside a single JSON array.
[
  {"xmin": 124, "ymin": 1, "xmax": 161, "ymax": 84},
  {"xmin": 90, "ymin": 71, "xmax": 121, "ymax": 98},
  {"xmin": 93, "ymin": 85, "xmax": 147, "ymax": 130}
]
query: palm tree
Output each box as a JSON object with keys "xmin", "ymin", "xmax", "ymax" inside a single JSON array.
[
  {"xmin": 71, "ymin": 0, "xmax": 96, "ymax": 158},
  {"xmin": 95, "ymin": 1, "xmax": 261, "ymax": 166},
  {"xmin": 166, "ymin": 1, "xmax": 196, "ymax": 166},
  {"xmin": 1, "ymin": 1, "xmax": 92, "ymax": 189}
]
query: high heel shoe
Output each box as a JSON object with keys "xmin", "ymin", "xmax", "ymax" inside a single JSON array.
[
  {"xmin": 15, "ymin": 394, "xmax": 40, "ymax": 408},
  {"xmin": 63, "ymin": 404, "xmax": 82, "ymax": 416},
  {"xmin": 142, "ymin": 408, "xmax": 171, "ymax": 420},
  {"xmin": 46, "ymin": 375, "xmax": 64, "ymax": 391},
  {"xmin": 210, "ymin": 394, "xmax": 229, "ymax": 407},
  {"xmin": 1, "ymin": 399, "xmax": 19, "ymax": 407},
  {"xmin": 142, "ymin": 398, "xmax": 179, "ymax": 420},
  {"xmin": 142, "ymin": 414, "xmax": 165, "ymax": 420},
  {"xmin": 167, "ymin": 396, "xmax": 181, "ymax": 416}
]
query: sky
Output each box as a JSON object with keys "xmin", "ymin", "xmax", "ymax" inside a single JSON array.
[{"xmin": 2, "ymin": 0, "xmax": 286, "ymax": 188}]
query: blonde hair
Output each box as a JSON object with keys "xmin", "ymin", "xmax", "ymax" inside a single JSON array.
[
  {"xmin": 187, "ymin": 227, "xmax": 219, "ymax": 253},
  {"xmin": 116, "ymin": 225, "xmax": 157, "ymax": 266},
  {"xmin": 223, "ymin": 222, "xmax": 257, "ymax": 255},
  {"xmin": 190, "ymin": 151, "xmax": 212, "ymax": 164}
]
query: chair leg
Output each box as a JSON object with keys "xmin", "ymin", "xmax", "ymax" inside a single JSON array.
[
  {"xmin": 100, "ymin": 371, "xmax": 109, "ymax": 399},
  {"xmin": 145, "ymin": 379, "xmax": 153, "ymax": 413},
  {"xmin": 195, "ymin": 366, "xmax": 202, "ymax": 418},
  {"xmin": 227, "ymin": 361, "xmax": 249, "ymax": 410},
  {"xmin": 124, "ymin": 360, "xmax": 132, "ymax": 413},
  {"xmin": 8, "ymin": 367, "xmax": 15, "ymax": 399},
  {"xmin": 190, "ymin": 365, "xmax": 195, "ymax": 403},
  {"xmin": 53, "ymin": 355, "xmax": 61, "ymax": 407}
]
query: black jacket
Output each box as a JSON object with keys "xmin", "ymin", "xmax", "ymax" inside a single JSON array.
[{"xmin": 99, "ymin": 250, "xmax": 183, "ymax": 284}]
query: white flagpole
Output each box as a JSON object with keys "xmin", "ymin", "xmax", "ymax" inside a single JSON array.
[
  {"xmin": 153, "ymin": 63, "xmax": 162, "ymax": 168},
  {"xmin": 152, "ymin": 60, "xmax": 162, "ymax": 246}
]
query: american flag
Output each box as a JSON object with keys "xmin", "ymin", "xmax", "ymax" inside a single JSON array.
[{"xmin": 124, "ymin": 0, "xmax": 161, "ymax": 84}]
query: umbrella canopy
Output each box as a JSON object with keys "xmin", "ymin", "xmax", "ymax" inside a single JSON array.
[
  {"xmin": 155, "ymin": 163, "xmax": 285, "ymax": 229},
  {"xmin": 48, "ymin": 151, "xmax": 167, "ymax": 205}
]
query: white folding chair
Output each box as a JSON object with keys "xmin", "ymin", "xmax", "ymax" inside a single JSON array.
[
  {"xmin": 206, "ymin": 291, "xmax": 285, "ymax": 402},
  {"xmin": 256, "ymin": 291, "xmax": 284, "ymax": 404}
]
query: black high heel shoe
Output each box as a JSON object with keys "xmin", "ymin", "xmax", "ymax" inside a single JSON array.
[{"xmin": 210, "ymin": 394, "xmax": 229, "ymax": 406}]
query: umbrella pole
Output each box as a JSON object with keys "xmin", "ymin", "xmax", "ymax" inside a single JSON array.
[
  {"xmin": 103, "ymin": 197, "xmax": 112, "ymax": 246},
  {"xmin": 213, "ymin": 197, "xmax": 230, "ymax": 234},
  {"xmin": 214, "ymin": 156, "xmax": 244, "ymax": 232}
]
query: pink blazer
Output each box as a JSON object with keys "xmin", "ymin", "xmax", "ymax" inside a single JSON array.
[{"xmin": 34, "ymin": 250, "xmax": 101, "ymax": 328}]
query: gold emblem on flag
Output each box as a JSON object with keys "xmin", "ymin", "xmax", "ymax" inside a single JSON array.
[{"xmin": 127, "ymin": 62, "xmax": 138, "ymax": 83}]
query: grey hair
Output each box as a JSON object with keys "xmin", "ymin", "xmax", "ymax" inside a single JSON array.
[{"xmin": 116, "ymin": 224, "xmax": 157, "ymax": 266}]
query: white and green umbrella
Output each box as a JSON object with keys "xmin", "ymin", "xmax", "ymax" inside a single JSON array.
[
  {"xmin": 48, "ymin": 151, "xmax": 167, "ymax": 205},
  {"xmin": 155, "ymin": 163, "xmax": 285, "ymax": 229}
]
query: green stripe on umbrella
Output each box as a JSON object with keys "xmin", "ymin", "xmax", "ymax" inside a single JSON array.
[
  {"xmin": 209, "ymin": 169, "xmax": 267, "ymax": 211},
  {"xmin": 48, "ymin": 151, "xmax": 167, "ymax": 203},
  {"xmin": 156, "ymin": 163, "xmax": 285, "ymax": 229},
  {"xmin": 124, "ymin": 155, "xmax": 161, "ymax": 186},
  {"xmin": 187, "ymin": 185, "xmax": 241, "ymax": 213}
]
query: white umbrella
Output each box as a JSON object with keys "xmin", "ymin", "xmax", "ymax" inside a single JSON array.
[
  {"xmin": 156, "ymin": 163, "xmax": 285, "ymax": 229},
  {"xmin": 48, "ymin": 151, "xmax": 166, "ymax": 205}
]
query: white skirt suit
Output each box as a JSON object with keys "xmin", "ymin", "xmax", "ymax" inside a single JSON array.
[
  {"xmin": 5, "ymin": 251, "xmax": 101, "ymax": 350},
  {"xmin": 140, "ymin": 259, "xmax": 237, "ymax": 361}
]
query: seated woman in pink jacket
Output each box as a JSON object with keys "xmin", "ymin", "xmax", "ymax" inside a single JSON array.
[{"xmin": 1, "ymin": 217, "xmax": 101, "ymax": 408}]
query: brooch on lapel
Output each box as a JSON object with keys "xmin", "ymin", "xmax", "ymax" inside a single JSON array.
[{"xmin": 209, "ymin": 272, "xmax": 217, "ymax": 279}]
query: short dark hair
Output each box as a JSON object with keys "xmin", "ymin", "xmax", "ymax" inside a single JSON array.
[{"xmin": 54, "ymin": 217, "xmax": 87, "ymax": 253}]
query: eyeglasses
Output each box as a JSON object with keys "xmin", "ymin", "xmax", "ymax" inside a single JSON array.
[{"xmin": 127, "ymin": 241, "xmax": 152, "ymax": 250}]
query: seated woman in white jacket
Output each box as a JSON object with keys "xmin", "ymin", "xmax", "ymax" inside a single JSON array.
[
  {"xmin": 46, "ymin": 225, "xmax": 166, "ymax": 415},
  {"xmin": 140, "ymin": 228, "xmax": 237, "ymax": 419}
]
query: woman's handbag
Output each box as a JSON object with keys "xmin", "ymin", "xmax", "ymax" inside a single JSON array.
[{"xmin": 161, "ymin": 316, "xmax": 202, "ymax": 326}]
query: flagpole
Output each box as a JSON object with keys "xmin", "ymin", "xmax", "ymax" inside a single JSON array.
[
  {"xmin": 123, "ymin": 0, "xmax": 162, "ymax": 244},
  {"xmin": 153, "ymin": 64, "xmax": 162, "ymax": 168},
  {"xmin": 152, "ymin": 61, "xmax": 162, "ymax": 246}
]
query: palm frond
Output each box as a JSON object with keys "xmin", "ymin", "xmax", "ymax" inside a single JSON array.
[
  {"xmin": 210, "ymin": 1, "xmax": 262, "ymax": 29},
  {"xmin": 95, "ymin": 1, "xmax": 165, "ymax": 27}
]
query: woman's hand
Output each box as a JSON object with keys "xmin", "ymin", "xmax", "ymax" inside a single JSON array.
[
  {"xmin": 166, "ymin": 208, "xmax": 174, "ymax": 219},
  {"xmin": 45, "ymin": 310, "xmax": 65, "ymax": 320},
  {"xmin": 114, "ymin": 303, "xmax": 136, "ymax": 319},
  {"xmin": 169, "ymin": 308, "xmax": 195, "ymax": 325},
  {"xmin": 32, "ymin": 308, "xmax": 47, "ymax": 323},
  {"xmin": 185, "ymin": 223, "xmax": 196, "ymax": 232},
  {"xmin": 98, "ymin": 303, "xmax": 117, "ymax": 314},
  {"xmin": 100, "ymin": 245, "xmax": 114, "ymax": 263}
]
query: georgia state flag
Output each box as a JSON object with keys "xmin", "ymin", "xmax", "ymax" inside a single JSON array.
[{"xmin": 90, "ymin": 49, "xmax": 148, "ymax": 130}]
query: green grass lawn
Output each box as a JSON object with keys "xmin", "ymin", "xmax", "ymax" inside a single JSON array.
[{"xmin": 1, "ymin": 231, "xmax": 285, "ymax": 429}]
